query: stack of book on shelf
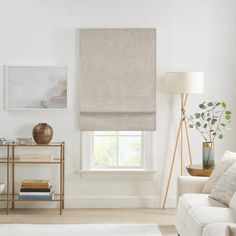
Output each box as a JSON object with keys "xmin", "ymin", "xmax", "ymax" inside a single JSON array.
[{"xmin": 19, "ymin": 180, "xmax": 54, "ymax": 200}]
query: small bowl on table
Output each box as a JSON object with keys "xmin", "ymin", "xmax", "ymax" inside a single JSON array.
[{"xmin": 0, "ymin": 183, "xmax": 5, "ymax": 194}]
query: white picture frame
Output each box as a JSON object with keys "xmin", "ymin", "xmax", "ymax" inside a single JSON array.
[{"xmin": 5, "ymin": 65, "xmax": 68, "ymax": 110}]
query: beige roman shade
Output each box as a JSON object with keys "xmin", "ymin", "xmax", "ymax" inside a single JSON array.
[{"xmin": 79, "ymin": 28, "xmax": 156, "ymax": 131}]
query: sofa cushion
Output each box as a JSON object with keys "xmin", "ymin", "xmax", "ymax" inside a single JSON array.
[
  {"xmin": 175, "ymin": 194, "xmax": 227, "ymax": 235},
  {"xmin": 202, "ymin": 223, "xmax": 236, "ymax": 236},
  {"xmin": 184, "ymin": 207, "xmax": 236, "ymax": 236},
  {"xmin": 210, "ymin": 162, "xmax": 236, "ymax": 205},
  {"xmin": 223, "ymin": 151, "xmax": 236, "ymax": 158},
  {"xmin": 202, "ymin": 156, "xmax": 236, "ymax": 193}
]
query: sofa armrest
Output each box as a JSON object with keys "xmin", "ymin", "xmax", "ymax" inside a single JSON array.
[{"xmin": 177, "ymin": 176, "xmax": 209, "ymax": 199}]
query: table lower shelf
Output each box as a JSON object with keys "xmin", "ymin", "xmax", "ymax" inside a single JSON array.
[{"xmin": 0, "ymin": 194, "xmax": 63, "ymax": 202}]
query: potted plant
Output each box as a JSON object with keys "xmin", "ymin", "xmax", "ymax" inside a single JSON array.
[{"xmin": 188, "ymin": 101, "xmax": 232, "ymax": 168}]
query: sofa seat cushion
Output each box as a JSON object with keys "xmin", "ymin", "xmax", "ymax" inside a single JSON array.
[
  {"xmin": 202, "ymin": 223, "xmax": 236, "ymax": 236},
  {"xmin": 176, "ymin": 194, "xmax": 227, "ymax": 235},
  {"xmin": 184, "ymin": 207, "xmax": 236, "ymax": 236}
]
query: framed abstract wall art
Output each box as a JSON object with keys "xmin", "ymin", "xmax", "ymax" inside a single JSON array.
[{"xmin": 5, "ymin": 66, "xmax": 68, "ymax": 110}]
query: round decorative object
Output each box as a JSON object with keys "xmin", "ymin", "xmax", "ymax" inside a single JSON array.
[{"xmin": 32, "ymin": 123, "xmax": 53, "ymax": 144}]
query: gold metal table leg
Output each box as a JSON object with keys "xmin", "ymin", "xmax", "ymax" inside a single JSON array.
[
  {"xmin": 6, "ymin": 145, "xmax": 9, "ymax": 215},
  {"xmin": 12, "ymin": 143, "xmax": 15, "ymax": 209}
]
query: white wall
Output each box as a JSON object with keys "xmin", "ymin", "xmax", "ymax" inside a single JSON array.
[{"xmin": 0, "ymin": 0, "xmax": 236, "ymax": 208}]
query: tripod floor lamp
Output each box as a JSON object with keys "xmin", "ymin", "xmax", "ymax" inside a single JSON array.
[{"xmin": 162, "ymin": 72, "xmax": 204, "ymax": 208}]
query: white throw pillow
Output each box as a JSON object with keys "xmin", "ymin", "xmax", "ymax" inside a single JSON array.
[
  {"xmin": 202, "ymin": 155, "xmax": 236, "ymax": 193},
  {"xmin": 223, "ymin": 151, "xmax": 236, "ymax": 158},
  {"xmin": 210, "ymin": 162, "xmax": 236, "ymax": 205}
]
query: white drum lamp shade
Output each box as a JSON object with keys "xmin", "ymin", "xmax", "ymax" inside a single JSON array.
[{"xmin": 165, "ymin": 72, "xmax": 204, "ymax": 94}]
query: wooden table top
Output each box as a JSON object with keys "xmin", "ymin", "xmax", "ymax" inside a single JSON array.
[{"xmin": 186, "ymin": 164, "xmax": 214, "ymax": 177}]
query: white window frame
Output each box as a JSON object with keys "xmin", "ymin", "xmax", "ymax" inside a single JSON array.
[{"xmin": 79, "ymin": 131, "xmax": 157, "ymax": 179}]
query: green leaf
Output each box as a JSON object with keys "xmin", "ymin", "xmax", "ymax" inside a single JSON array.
[
  {"xmin": 199, "ymin": 104, "xmax": 205, "ymax": 109},
  {"xmin": 208, "ymin": 102, "xmax": 213, "ymax": 106},
  {"xmin": 196, "ymin": 122, "xmax": 201, "ymax": 127},
  {"xmin": 207, "ymin": 118, "xmax": 211, "ymax": 122},
  {"xmin": 211, "ymin": 119, "xmax": 217, "ymax": 125},
  {"xmin": 220, "ymin": 123, "xmax": 226, "ymax": 127},
  {"xmin": 195, "ymin": 113, "xmax": 201, "ymax": 119},
  {"xmin": 219, "ymin": 134, "xmax": 223, "ymax": 139},
  {"xmin": 221, "ymin": 102, "xmax": 226, "ymax": 108},
  {"xmin": 189, "ymin": 124, "xmax": 193, "ymax": 128},
  {"xmin": 226, "ymin": 111, "xmax": 232, "ymax": 115},
  {"xmin": 212, "ymin": 132, "xmax": 216, "ymax": 136},
  {"xmin": 216, "ymin": 102, "xmax": 221, "ymax": 106},
  {"xmin": 203, "ymin": 124, "xmax": 207, "ymax": 128},
  {"xmin": 225, "ymin": 115, "xmax": 231, "ymax": 120}
]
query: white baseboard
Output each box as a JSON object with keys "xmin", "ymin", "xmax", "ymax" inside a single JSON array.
[
  {"xmin": 65, "ymin": 196, "xmax": 176, "ymax": 208},
  {"xmin": 0, "ymin": 196, "xmax": 176, "ymax": 209}
]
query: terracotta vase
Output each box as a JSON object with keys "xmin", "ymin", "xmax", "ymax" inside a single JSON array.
[{"xmin": 32, "ymin": 123, "xmax": 53, "ymax": 144}]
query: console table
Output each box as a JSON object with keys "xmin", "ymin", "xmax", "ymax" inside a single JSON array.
[{"xmin": 0, "ymin": 142, "xmax": 65, "ymax": 215}]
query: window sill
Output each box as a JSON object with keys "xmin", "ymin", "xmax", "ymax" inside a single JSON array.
[{"xmin": 77, "ymin": 169, "xmax": 157, "ymax": 180}]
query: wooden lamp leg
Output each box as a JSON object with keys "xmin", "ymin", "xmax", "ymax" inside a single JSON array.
[
  {"xmin": 162, "ymin": 111, "xmax": 183, "ymax": 208},
  {"xmin": 162, "ymin": 94, "xmax": 191, "ymax": 208},
  {"xmin": 180, "ymin": 94, "xmax": 184, "ymax": 175},
  {"xmin": 182, "ymin": 94, "xmax": 192, "ymax": 165},
  {"xmin": 184, "ymin": 118, "xmax": 192, "ymax": 165}
]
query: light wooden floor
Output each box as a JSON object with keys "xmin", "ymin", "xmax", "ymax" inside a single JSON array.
[{"xmin": 0, "ymin": 208, "xmax": 177, "ymax": 235}]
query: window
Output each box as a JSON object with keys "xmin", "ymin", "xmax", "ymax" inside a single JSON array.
[
  {"xmin": 93, "ymin": 131, "xmax": 143, "ymax": 169},
  {"xmin": 81, "ymin": 131, "xmax": 155, "ymax": 175}
]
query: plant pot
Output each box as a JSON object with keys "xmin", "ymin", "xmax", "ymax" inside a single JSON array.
[
  {"xmin": 32, "ymin": 123, "xmax": 53, "ymax": 144},
  {"xmin": 202, "ymin": 142, "xmax": 215, "ymax": 168}
]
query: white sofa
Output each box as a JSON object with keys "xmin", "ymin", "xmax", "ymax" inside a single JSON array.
[{"xmin": 176, "ymin": 176, "xmax": 236, "ymax": 236}]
